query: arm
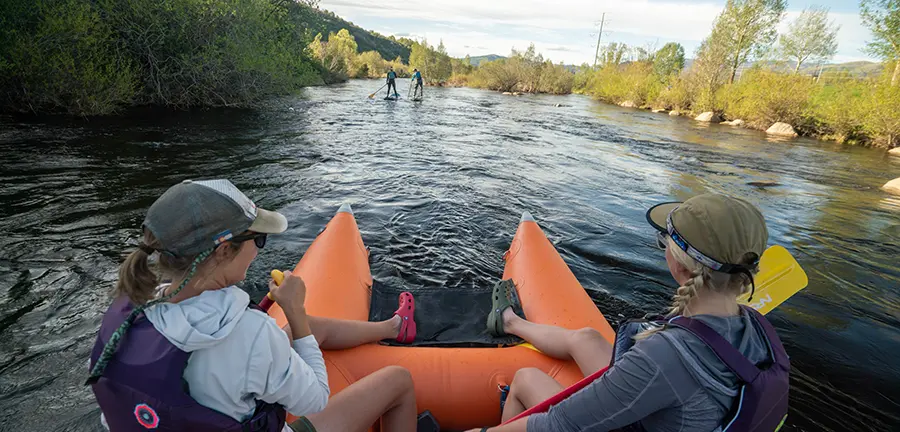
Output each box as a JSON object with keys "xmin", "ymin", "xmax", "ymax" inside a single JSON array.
[
  {"xmin": 248, "ymin": 318, "xmax": 330, "ymax": 416},
  {"xmin": 252, "ymin": 271, "xmax": 329, "ymax": 415},
  {"xmin": 526, "ymin": 337, "xmax": 681, "ymax": 431}
]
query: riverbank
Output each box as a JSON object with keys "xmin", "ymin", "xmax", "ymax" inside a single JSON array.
[{"xmin": 0, "ymin": 2, "xmax": 420, "ymax": 116}]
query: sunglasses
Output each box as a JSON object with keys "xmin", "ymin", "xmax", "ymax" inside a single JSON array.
[
  {"xmin": 656, "ymin": 231, "xmax": 669, "ymax": 250},
  {"xmin": 231, "ymin": 232, "xmax": 267, "ymax": 249}
]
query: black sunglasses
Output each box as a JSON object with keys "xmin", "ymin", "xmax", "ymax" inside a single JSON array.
[{"xmin": 231, "ymin": 232, "xmax": 267, "ymax": 249}]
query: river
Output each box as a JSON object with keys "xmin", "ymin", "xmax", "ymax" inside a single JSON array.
[{"xmin": 1, "ymin": 79, "xmax": 898, "ymax": 431}]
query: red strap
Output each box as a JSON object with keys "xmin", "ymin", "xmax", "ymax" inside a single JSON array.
[{"xmin": 502, "ymin": 366, "xmax": 610, "ymax": 424}]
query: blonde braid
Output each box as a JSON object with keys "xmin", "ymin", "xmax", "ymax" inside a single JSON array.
[{"xmin": 669, "ymin": 271, "xmax": 702, "ymax": 316}]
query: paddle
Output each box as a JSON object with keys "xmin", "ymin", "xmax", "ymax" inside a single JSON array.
[
  {"xmin": 503, "ymin": 245, "xmax": 808, "ymax": 425},
  {"xmin": 257, "ymin": 269, "xmax": 284, "ymax": 311},
  {"xmin": 368, "ymin": 83, "xmax": 388, "ymax": 99}
]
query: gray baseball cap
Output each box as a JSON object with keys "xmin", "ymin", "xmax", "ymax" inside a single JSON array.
[{"xmin": 143, "ymin": 179, "xmax": 288, "ymax": 257}]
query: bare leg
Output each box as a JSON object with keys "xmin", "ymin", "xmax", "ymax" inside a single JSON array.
[
  {"xmin": 503, "ymin": 308, "xmax": 612, "ymax": 376},
  {"xmin": 306, "ymin": 315, "xmax": 402, "ymax": 350},
  {"xmin": 301, "ymin": 366, "xmax": 417, "ymax": 432},
  {"xmin": 501, "ymin": 368, "xmax": 564, "ymax": 422}
]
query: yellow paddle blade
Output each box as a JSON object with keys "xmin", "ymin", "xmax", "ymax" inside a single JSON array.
[{"xmin": 738, "ymin": 245, "xmax": 808, "ymax": 315}]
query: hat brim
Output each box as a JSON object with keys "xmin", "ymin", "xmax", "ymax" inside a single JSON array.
[
  {"xmin": 248, "ymin": 208, "xmax": 288, "ymax": 234},
  {"xmin": 646, "ymin": 202, "xmax": 682, "ymax": 233}
]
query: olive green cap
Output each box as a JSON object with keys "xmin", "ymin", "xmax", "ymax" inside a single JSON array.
[{"xmin": 646, "ymin": 194, "xmax": 768, "ymax": 267}]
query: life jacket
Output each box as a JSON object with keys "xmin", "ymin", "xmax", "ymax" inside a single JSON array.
[
  {"xmin": 387, "ymin": 71, "xmax": 397, "ymax": 80},
  {"xmin": 611, "ymin": 305, "xmax": 789, "ymax": 432},
  {"xmin": 88, "ymin": 296, "xmax": 286, "ymax": 431}
]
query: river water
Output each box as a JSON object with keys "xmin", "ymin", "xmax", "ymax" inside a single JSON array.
[{"xmin": 1, "ymin": 79, "xmax": 898, "ymax": 431}]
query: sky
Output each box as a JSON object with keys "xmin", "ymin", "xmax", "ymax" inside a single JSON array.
[{"xmin": 318, "ymin": 0, "xmax": 878, "ymax": 65}]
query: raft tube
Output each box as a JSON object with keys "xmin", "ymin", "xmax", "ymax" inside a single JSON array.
[{"xmin": 267, "ymin": 206, "xmax": 615, "ymax": 430}]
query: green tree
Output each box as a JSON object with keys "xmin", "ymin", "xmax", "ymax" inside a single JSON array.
[
  {"xmin": 433, "ymin": 40, "xmax": 452, "ymax": 82},
  {"xmin": 408, "ymin": 40, "xmax": 429, "ymax": 77},
  {"xmin": 861, "ymin": 0, "xmax": 900, "ymax": 86},
  {"xmin": 691, "ymin": 32, "xmax": 733, "ymax": 110},
  {"xmin": 326, "ymin": 29, "xmax": 358, "ymax": 74},
  {"xmin": 653, "ymin": 42, "xmax": 686, "ymax": 79},
  {"xmin": 599, "ymin": 42, "xmax": 629, "ymax": 68},
  {"xmin": 514, "ymin": 43, "xmax": 544, "ymax": 92},
  {"xmin": 866, "ymin": 81, "xmax": 900, "ymax": 145},
  {"xmin": 779, "ymin": 6, "xmax": 839, "ymax": 73},
  {"xmin": 408, "ymin": 39, "xmax": 452, "ymax": 84},
  {"xmin": 352, "ymin": 50, "xmax": 387, "ymax": 78},
  {"xmin": 709, "ymin": 0, "xmax": 787, "ymax": 84}
]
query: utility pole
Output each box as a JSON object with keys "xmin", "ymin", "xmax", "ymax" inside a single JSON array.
[{"xmin": 593, "ymin": 13, "xmax": 606, "ymax": 69}]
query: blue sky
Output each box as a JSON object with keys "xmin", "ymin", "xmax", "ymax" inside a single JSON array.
[{"xmin": 319, "ymin": 0, "xmax": 878, "ymax": 65}]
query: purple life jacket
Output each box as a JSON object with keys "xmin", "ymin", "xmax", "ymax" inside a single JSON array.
[
  {"xmin": 611, "ymin": 305, "xmax": 790, "ymax": 432},
  {"xmin": 88, "ymin": 296, "xmax": 286, "ymax": 431}
]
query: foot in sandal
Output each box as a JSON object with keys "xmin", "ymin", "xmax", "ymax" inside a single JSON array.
[{"xmin": 393, "ymin": 291, "xmax": 417, "ymax": 344}]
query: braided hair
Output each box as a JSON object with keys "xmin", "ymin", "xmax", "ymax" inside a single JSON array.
[{"xmin": 636, "ymin": 237, "xmax": 759, "ymax": 341}]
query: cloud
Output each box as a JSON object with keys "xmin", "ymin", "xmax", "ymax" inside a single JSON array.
[{"xmin": 320, "ymin": 0, "xmax": 878, "ymax": 65}]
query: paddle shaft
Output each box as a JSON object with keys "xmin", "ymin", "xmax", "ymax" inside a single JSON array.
[
  {"xmin": 258, "ymin": 270, "xmax": 285, "ymax": 312},
  {"xmin": 368, "ymin": 83, "xmax": 388, "ymax": 98}
]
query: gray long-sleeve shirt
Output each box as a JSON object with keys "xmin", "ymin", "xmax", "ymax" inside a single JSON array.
[{"xmin": 528, "ymin": 310, "xmax": 771, "ymax": 432}]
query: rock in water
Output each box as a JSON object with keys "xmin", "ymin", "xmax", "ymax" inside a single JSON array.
[
  {"xmin": 652, "ymin": 108, "xmax": 667, "ymax": 113},
  {"xmin": 766, "ymin": 122, "xmax": 798, "ymax": 137},
  {"xmin": 669, "ymin": 110, "xmax": 680, "ymax": 116},
  {"xmin": 889, "ymin": 147, "xmax": 900, "ymax": 156},
  {"xmin": 695, "ymin": 112, "xmax": 722, "ymax": 122},
  {"xmin": 502, "ymin": 92, "xmax": 513, "ymax": 95},
  {"xmin": 619, "ymin": 100, "xmax": 637, "ymax": 108},
  {"xmin": 884, "ymin": 178, "xmax": 900, "ymax": 195},
  {"xmin": 747, "ymin": 180, "xmax": 780, "ymax": 187},
  {"xmin": 721, "ymin": 119, "xmax": 745, "ymax": 126}
]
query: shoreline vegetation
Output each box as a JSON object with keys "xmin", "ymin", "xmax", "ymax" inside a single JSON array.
[{"xmin": 2, "ymin": 1, "xmax": 899, "ymax": 150}]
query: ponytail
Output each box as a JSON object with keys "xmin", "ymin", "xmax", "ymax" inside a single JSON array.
[{"xmin": 115, "ymin": 243, "xmax": 159, "ymax": 305}]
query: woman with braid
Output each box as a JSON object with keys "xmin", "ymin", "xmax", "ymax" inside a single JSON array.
[
  {"xmin": 474, "ymin": 194, "xmax": 790, "ymax": 432},
  {"xmin": 87, "ymin": 179, "xmax": 419, "ymax": 432}
]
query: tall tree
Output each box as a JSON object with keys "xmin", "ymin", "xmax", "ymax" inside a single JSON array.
[
  {"xmin": 653, "ymin": 42, "xmax": 686, "ymax": 78},
  {"xmin": 691, "ymin": 33, "xmax": 733, "ymax": 110},
  {"xmin": 707, "ymin": 0, "xmax": 787, "ymax": 83},
  {"xmin": 409, "ymin": 40, "xmax": 430, "ymax": 78},
  {"xmin": 434, "ymin": 40, "xmax": 452, "ymax": 82},
  {"xmin": 779, "ymin": 6, "xmax": 840, "ymax": 73},
  {"xmin": 599, "ymin": 42, "xmax": 629, "ymax": 68},
  {"xmin": 861, "ymin": 0, "xmax": 900, "ymax": 86}
]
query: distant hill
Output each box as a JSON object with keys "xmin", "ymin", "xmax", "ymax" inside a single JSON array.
[
  {"xmin": 309, "ymin": 9, "xmax": 411, "ymax": 63},
  {"xmin": 806, "ymin": 61, "xmax": 883, "ymax": 78},
  {"xmin": 681, "ymin": 59, "xmax": 882, "ymax": 78},
  {"xmin": 468, "ymin": 55, "xmax": 506, "ymax": 66}
]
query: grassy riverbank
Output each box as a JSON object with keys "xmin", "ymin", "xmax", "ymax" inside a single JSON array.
[
  {"xmin": 575, "ymin": 62, "xmax": 900, "ymax": 148},
  {"xmin": 0, "ymin": 1, "xmax": 410, "ymax": 115}
]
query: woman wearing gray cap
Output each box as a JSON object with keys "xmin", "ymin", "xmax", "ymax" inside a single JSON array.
[
  {"xmin": 475, "ymin": 194, "xmax": 790, "ymax": 432},
  {"xmin": 86, "ymin": 179, "xmax": 418, "ymax": 432}
]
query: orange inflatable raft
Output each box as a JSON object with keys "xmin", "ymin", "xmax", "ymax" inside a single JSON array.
[{"xmin": 266, "ymin": 205, "xmax": 615, "ymax": 430}]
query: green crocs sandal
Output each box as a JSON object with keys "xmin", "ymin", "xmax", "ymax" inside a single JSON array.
[{"xmin": 487, "ymin": 279, "xmax": 522, "ymax": 337}]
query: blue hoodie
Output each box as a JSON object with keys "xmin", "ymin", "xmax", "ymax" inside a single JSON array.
[{"xmin": 99, "ymin": 285, "xmax": 329, "ymax": 431}]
